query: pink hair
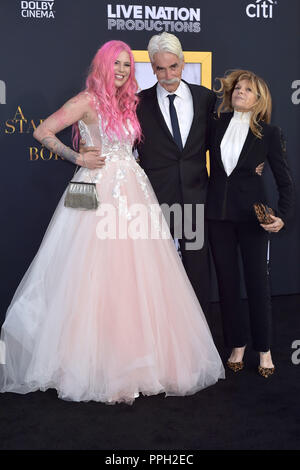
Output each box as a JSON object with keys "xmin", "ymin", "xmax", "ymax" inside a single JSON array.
[{"xmin": 73, "ymin": 40, "xmax": 141, "ymax": 149}]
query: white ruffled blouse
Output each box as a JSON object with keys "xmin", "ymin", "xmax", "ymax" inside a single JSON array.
[{"xmin": 220, "ymin": 110, "xmax": 251, "ymax": 176}]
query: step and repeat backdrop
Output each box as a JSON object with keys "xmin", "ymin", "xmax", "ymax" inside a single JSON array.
[{"xmin": 0, "ymin": 0, "xmax": 299, "ymax": 319}]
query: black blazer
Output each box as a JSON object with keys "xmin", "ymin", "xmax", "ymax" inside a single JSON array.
[
  {"xmin": 206, "ymin": 112, "xmax": 294, "ymax": 224},
  {"xmin": 136, "ymin": 81, "xmax": 216, "ymax": 207}
]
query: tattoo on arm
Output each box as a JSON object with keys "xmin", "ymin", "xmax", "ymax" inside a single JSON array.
[{"xmin": 41, "ymin": 136, "xmax": 79, "ymax": 165}]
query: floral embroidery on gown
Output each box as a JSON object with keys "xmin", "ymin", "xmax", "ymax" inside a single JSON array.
[{"xmin": 0, "ymin": 112, "xmax": 225, "ymax": 404}]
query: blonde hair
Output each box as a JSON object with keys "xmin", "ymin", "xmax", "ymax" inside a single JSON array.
[
  {"xmin": 214, "ymin": 69, "xmax": 272, "ymax": 138},
  {"xmin": 147, "ymin": 32, "xmax": 184, "ymax": 63}
]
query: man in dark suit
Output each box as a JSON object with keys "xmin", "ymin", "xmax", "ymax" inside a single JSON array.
[{"xmin": 136, "ymin": 32, "xmax": 216, "ymax": 314}]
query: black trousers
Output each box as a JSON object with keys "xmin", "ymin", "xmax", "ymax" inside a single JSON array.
[
  {"xmin": 208, "ymin": 219, "xmax": 272, "ymax": 351},
  {"xmin": 169, "ymin": 215, "xmax": 210, "ymax": 316}
]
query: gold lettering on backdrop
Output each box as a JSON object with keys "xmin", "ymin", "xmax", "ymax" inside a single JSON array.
[
  {"xmin": 26, "ymin": 120, "xmax": 38, "ymax": 133},
  {"xmin": 4, "ymin": 106, "xmax": 63, "ymax": 162},
  {"xmin": 13, "ymin": 106, "xmax": 26, "ymax": 121},
  {"xmin": 41, "ymin": 146, "xmax": 53, "ymax": 160},
  {"xmin": 5, "ymin": 106, "xmax": 43, "ymax": 134},
  {"xmin": 5, "ymin": 121, "xmax": 15, "ymax": 134},
  {"xmin": 29, "ymin": 147, "xmax": 39, "ymax": 161},
  {"xmin": 19, "ymin": 118, "xmax": 28, "ymax": 133}
]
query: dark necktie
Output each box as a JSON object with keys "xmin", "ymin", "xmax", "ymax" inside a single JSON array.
[{"xmin": 167, "ymin": 94, "xmax": 183, "ymax": 151}]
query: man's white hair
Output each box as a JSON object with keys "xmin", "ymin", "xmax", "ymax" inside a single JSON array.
[{"xmin": 147, "ymin": 32, "xmax": 184, "ymax": 63}]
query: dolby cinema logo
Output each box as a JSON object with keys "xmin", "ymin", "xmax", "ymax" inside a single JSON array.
[
  {"xmin": 246, "ymin": 0, "xmax": 278, "ymax": 19},
  {"xmin": 20, "ymin": 1, "xmax": 55, "ymax": 19}
]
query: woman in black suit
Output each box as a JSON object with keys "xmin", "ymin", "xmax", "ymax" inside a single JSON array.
[{"xmin": 206, "ymin": 70, "xmax": 294, "ymax": 377}]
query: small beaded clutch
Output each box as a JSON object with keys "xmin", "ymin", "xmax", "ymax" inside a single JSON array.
[{"xmin": 64, "ymin": 166, "xmax": 99, "ymax": 211}]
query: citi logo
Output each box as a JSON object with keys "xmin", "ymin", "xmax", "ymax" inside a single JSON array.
[
  {"xmin": 0, "ymin": 80, "xmax": 6, "ymax": 104},
  {"xmin": 246, "ymin": 0, "xmax": 277, "ymax": 19}
]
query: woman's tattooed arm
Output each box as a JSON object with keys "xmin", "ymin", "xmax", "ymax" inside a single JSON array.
[
  {"xmin": 33, "ymin": 94, "xmax": 90, "ymax": 165},
  {"xmin": 41, "ymin": 135, "xmax": 79, "ymax": 164}
]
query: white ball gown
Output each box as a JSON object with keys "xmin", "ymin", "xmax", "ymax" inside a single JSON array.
[{"xmin": 0, "ymin": 113, "xmax": 225, "ymax": 404}]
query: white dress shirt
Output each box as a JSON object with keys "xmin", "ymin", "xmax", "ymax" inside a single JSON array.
[
  {"xmin": 156, "ymin": 81, "xmax": 194, "ymax": 148},
  {"xmin": 220, "ymin": 110, "xmax": 251, "ymax": 176}
]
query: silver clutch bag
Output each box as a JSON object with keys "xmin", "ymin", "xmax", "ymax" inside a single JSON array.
[{"xmin": 64, "ymin": 166, "xmax": 100, "ymax": 211}]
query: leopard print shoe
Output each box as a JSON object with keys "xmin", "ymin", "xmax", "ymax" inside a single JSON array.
[
  {"xmin": 258, "ymin": 365, "xmax": 275, "ymax": 378},
  {"xmin": 227, "ymin": 360, "xmax": 244, "ymax": 372}
]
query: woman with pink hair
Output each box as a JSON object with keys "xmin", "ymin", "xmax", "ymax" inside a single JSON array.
[{"xmin": 0, "ymin": 41, "xmax": 224, "ymax": 404}]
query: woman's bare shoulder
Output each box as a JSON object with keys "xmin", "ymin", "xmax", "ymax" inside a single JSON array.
[{"xmin": 70, "ymin": 91, "xmax": 98, "ymax": 124}]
